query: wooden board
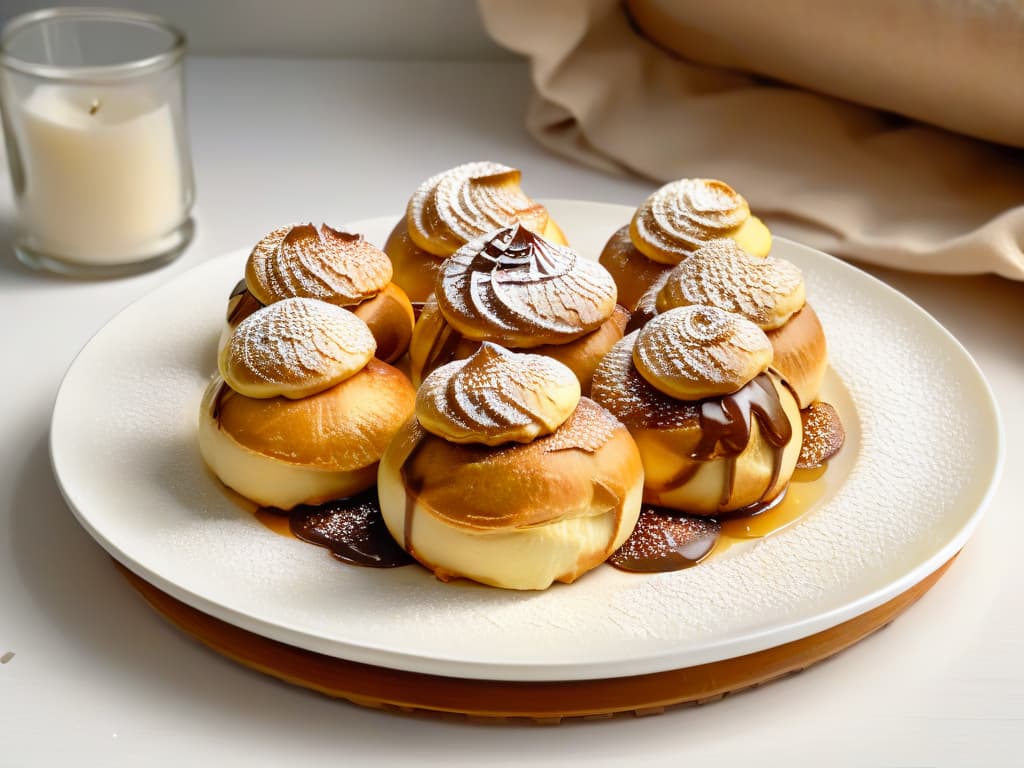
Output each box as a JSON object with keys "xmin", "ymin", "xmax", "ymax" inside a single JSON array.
[{"xmin": 117, "ymin": 557, "xmax": 954, "ymax": 722}]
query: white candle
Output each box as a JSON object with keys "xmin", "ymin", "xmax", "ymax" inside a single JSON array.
[{"xmin": 16, "ymin": 84, "xmax": 186, "ymax": 265}]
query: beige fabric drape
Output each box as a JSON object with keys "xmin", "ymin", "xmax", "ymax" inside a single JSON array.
[{"xmin": 478, "ymin": 0, "xmax": 1024, "ymax": 280}]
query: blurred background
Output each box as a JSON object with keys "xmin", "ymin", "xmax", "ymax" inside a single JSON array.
[{"xmin": 0, "ymin": 0, "xmax": 507, "ymax": 59}]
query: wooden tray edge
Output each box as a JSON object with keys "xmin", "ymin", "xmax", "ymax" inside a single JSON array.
[{"xmin": 116, "ymin": 555, "xmax": 955, "ymax": 723}]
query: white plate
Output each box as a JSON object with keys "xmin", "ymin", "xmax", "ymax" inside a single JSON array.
[{"xmin": 51, "ymin": 201, "xmax": 1003, "ymax": 682}]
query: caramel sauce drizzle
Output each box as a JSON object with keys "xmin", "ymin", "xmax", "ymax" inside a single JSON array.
[{"xmin": 610, "ymin": 467, "xmax": 826, "ymax": 574}]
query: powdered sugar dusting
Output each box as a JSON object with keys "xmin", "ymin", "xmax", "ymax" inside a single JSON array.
[
  {"xmin": 591, "ymin": 332, "xmax": 699, "ymax": 429},
  {"xmin": 542, "ymin": 397, "xmax": 618, "ymax": 454},
  {"xmin": 633, "ymin": 305, "xmax": 772, "ymax": 396},
  {"xmin": 416, "ymin": 342, "xmax": 580, "ymax": 445},
  {"xmin": 658, "ymin": 239, "xmax": 804, "ymax": 328},
  {"xmin": 247, "ymin": 224, "xmax": 392, "ymax": 305},
  {"xmin": 223, "ymin": 297, "xmax": 374, "ymax": 396},
  {"xmin": 51, "ymin": 206, "xmax": 998, "ymax": 681},
  {"xmin": 798, "ymin": 401, "xmax": 845, "ymax": 468},
  {"xmin": 437, "ymin": 225, "xmax": 617, "ymax": 345},
  {"xmin": 632, "ymin": 179, "xmax": 751, "ymax": 262}
]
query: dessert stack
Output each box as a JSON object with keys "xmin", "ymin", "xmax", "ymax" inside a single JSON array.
[{"xmin": 199, "ymin": 165, "xmax": 844, "ymax": 590}]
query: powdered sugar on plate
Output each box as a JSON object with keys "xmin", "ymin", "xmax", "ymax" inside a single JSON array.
[{"xmin": 50, "ymin": 201, "xmax": 1001, "ymax": 682}]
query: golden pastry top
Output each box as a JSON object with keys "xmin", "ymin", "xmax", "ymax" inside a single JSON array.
[
  {"xmin": 219, "ymin": 297, "xmax": 376, "ymax": 399},
  {"xmin": 656, "ymin": 239, "xmax": 805, "ymax": 330},
  {"xmin": 415, "ymin": 342, "xmax": 581, "ymax": 446},
  {"xmin": 630, "ymin": 178, "xmax": 768, "ymax": 264},
  {"xmin": 592, "ymin": 331, "xmax": 699, "ymax": 430},
  {"xmin": 245, "ymin": 224, "xmax": 393, "ymax": 307},
  {"xmin": 406, "ymin": 161, "xmax": 550, "ymax": 257},
  {"xmin": 435, "ymin": 224, "xmax": 618, "ymax": 348},
  {"xmin": 632, "ymin": 305, "xmax": 772, "ymax": 400}
]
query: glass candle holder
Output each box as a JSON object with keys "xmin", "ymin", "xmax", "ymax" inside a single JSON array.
[{"xmin": 0, "ymin": 7, "xmax": 195, "ymax": 277}]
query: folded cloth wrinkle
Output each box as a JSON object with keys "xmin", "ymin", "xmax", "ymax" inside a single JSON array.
[{"xmin": 478, "ymin": 0, "xmax": 1024, "ymax": 280}]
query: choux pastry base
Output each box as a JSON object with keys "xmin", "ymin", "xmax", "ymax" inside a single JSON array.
[
  {"xmin": 598, "ymin": 226, "xmax": 672, "ymax": 311},
  {"xmin": 635, "ymin": 374, "xmax": 802, "ymax": 515},
  {"xmin": 767, "ymin": 304, "xmax": 828, "ymax": 409},
  {"xmin": 377, "ymin": 398, "xmax": 644, "ymax": 591},
  {"xmin": 198, "ymin": 356, "xmax": 415, "ymax": 510},
  {"xmin": 198, "ymin": 379, "xmax": 379, "ymax": 510},
  {"xmin": 349, "ymin": 282, "xmax": 416, "ymax": 364}
]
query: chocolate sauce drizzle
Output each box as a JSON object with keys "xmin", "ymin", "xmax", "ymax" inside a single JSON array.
[
  {"xmin": 609, "ymin": 506, "xmax": 721, "ymax": 573},
  {"xmin": 226, "ymin": 280, "xmax": 265, "ymax": 327},
  {"xmin": 399, "ymin": 434, "xmax": 429, "ymax": 555},
  {"xmin": 422, "ymin": 319, "xmax": 465, "ymax": 381},
  {"xmin": 261, "ymin": 490, "xmax": 413, "ymax": 568},
  {"xmin": 210, "ymin": 380, "xmax": 231, "ymax": 423},
  {"xmin": 611, "ymin": 374, "xmax": 804, "ymax": 573},
  {"xmin": 646, "ymin": 373, "xmax": 792, "ymax": 511},
  {"xmin": 471, "ymin": 223, "xmax": 566, "ymax": 280}
]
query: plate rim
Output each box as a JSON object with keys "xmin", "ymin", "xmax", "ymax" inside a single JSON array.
[{"xmin": 50, "ymin": 199, "xmax": 1006, "ymax": 681}]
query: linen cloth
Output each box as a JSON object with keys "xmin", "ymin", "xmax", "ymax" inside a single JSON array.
[{"xmin": 478, "ymin": 0, "xmax": 1024, "ymax": 279}]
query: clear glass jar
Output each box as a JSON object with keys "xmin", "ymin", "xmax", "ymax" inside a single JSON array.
[{"xmin": 0, "ymin": 7, "xmax": 195, "ymax": 277}]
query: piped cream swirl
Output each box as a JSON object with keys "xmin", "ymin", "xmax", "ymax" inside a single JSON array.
[
  {"xmin": 633, "ymin": 305, "xmax": 772, "ymax": 400},
  {"xmin": 435, "ymin": 225, "xmax": 618, "ymax": 348},
  {"xmin": 246, "ymin": 224, "xmax": 393, "ymax": 306},
  {"xmin": 656, "ymin": 239, "xmax": 805, "ymax": 330},
  {"xmin": 220, "ymin": 297, "xmax": 376, "ymax": 399},
  {"xmin": 416, "ymin": 342, "xmax": 581, "ymax": 446},
  {"xmin": 630, "ymin": 179, "xmax": 768, "ymax": 265},
  {"xmin": 407, "ymin": 162, "xmax": 550, "ymax": 257}
]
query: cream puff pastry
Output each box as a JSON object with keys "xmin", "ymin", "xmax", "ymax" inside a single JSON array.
[
  {"xmin": 407, "ymin": 224, "xmax": 626, "ymax": 393},
  {"xmin": 645, "ymin": 239, "xmax": 827, "ymax": 408},
  {"xmin": 225, "ymin": 224, "xmax": 415, "ymax": 363},
  {"xmin": 383, "ymin": 161, "xmax": 568, "ymax": 302},
  {"xmin": 599, "ymin": 178, "xmax": 771, "ymax": 310},
  {"xmin": 378, "ymin": 343, "xmax": 644, "ymax": 590},
  {"xmin": 200, "ymin": 298, "xmax": 416, "ymax": 510},
  {"xmin": 591, "ymin": 305, "xmax": 802, "ymax": 516}
]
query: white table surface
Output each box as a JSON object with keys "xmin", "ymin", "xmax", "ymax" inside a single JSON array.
[{"xmin": 3, "ymin": 57, "xmax": 1022, "ymax": 767}]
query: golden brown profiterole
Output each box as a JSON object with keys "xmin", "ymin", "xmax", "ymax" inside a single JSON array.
[
  {"xmin": 224, "ymin": 224, "xmax": 415, "ymax": 363},
  {"xmin": 599, "ymin": 178, "xmax": 772, "ymax": 311},
  {"xmin": 200, "ymin": 297, "xmax": 416, "ymax": 510},
  {"xmin": 591, "ymin": 305, "xmax": 802, "ymax": 516},
  {"xmin": 407, "ymin": 223, "xmax": 627, "ymax": 394},
  {"xmin": 383, "ymin": 161, "xmax": 568, "ymax": 302},
  {"xmin": 378, "ymin": 343, "xmax": 644, "ymax": 590},
  {"xmin": 637, "ymin": 239, "xmax": 827, "ymax": 408}
]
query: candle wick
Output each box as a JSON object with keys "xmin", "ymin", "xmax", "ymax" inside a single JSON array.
[{"xmin": 89, "ymin": 99, "xmax": 101, "ymax": 116}]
